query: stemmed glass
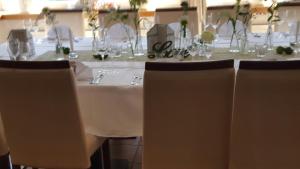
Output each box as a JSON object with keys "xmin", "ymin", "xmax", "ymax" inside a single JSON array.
[
  {"xmin": 97, "ymin": 40, "xmax": 108, "ymax": 61},
  {"xmin": 23, "ymin": 19, "xmax": 33, "ymax": 31},
  {"xmin": 205, "ymin": 13, "xmax": 219, "ymax": 42},
  {"xmin": 187, "ymin": 38, "xmax": 199, "ymax": 59}
]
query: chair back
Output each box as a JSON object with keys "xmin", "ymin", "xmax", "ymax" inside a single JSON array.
[
  {"xmin": 107, "ymin": 23, "xmax": 135, "ymax": 42},
  {"xmin": 0, "ymin": 115, "xmax": 8, "ymax": 156},
  {"xmin": 218, "ymin": 20, "xmax": 245, "ymax": 37},
  {"xmin": 0, "ymin": 60, "xmax": 90, "ymax": 169},
  {"xmin": 143, "ymin": 60, "xmax": 235, "ymax": 169},
  {"xmin": 47, "ymin": 24, "xmax": 74, "ymax": 41},
  {"xmin": 53, "ymin": 12, "xmax": 85, "ymax": 37},
  {"xmin": 100, "ymin": 9, "xmax": 137, "ymax": 29},
  {"xmin": 231, "ymin": 61, "xmax": 300, "ymax": 169},
  {"xmin": 155, "ymin": 7, "xmax": 199, "ymax": 36}
]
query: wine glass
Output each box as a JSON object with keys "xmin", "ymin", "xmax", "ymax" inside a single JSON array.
[
  {"xmin": 97, "ymin": 40, "xmax": 108, "ymax": 61},
  {"xmin": 187, "ymin": 40, "xmax": 199, "ymax": 58},
  {"xmin": 7, "ymin": 39, "xmax": 20, "ymax": 61},
  {"xmin": 23, "ymin": 19, "xmax": 32, "ymax": 31}
]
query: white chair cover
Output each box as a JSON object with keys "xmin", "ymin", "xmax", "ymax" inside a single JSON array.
[
  {"xmin": 218, "ymin": 20, "xmax": 245, "ymax": 37},
  {"xmin": 106, "ymin": 23, "xmax": 135, "ymax": 42},
  {"xmin": 288, "ymin": 21, "xmax": 300, "ymax": 36},
  {"xmin": 47, "ymin": 25, "xmax": 74, "ymax": 41}
]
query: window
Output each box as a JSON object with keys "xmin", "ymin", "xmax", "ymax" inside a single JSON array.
[{"xmin": 0, "ymin": 0, "xmax": 293, "ymax": 14}]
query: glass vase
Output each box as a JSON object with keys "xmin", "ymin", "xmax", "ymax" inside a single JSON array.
[
  {"xmin": 92, "ymin": 30, "xmax": 99, "ymax": 53},
  {"xmin": 265, "ymin": 22, "xmax": 273, "ymax": 51},
  {"xmin": 133, "ymin": 32, "xmax": 144, "ymax": 57},
  {"xmin": 229, "ymin": 31, "xmax": 240, "ymax": 53},
  {"xmin": 239, "ymin": 25, "xmax": 249, "ymax": 54}
]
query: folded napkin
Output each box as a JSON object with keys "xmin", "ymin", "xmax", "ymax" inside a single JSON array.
[{"xmin": 72, "ymin": 62, "xmax": 93, "ymax": 81}]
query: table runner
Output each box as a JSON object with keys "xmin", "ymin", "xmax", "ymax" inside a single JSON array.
[{"xmin": 36, "ymin": 48, "xmax": 300, "ymax": 62}]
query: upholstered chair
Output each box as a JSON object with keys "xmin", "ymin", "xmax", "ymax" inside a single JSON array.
[
  {"xmin": 155, "ymin": 7, "xmax": 199, "ymax": 35},
  {"xmin": 0, "ymin": 60, "xmax": 107, "ymax": 169},
  {"xmin": 0, "ymin": 115, "xmax": 10, "ymax": 169},
  {"xmin": 230, "ymin": 61, "xmax": 300, "ymax": 169},
  {"xmin": 143, "ymin": 60, "xmax": 235, "ymax": 169}
]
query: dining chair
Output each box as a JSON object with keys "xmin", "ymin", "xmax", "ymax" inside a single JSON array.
[
  {"xmin": 143, "ymin": 60, "xmax": 235, "ymax": 169},
  {"xmin": 218, "ymin": 20, "xmax": 246, "ymax": 38},
  {"xmin": 230, "ymin": 61, "xmax": 300, "ymax": 169},
  {"xmin": 0, "ymin": 60, "xmax": 108, "ymax": 169},
  {"xmin": 106, "ymin": 23, "xmax": 135, "ymax": 42},
  {"xmin": 155, "ymin": 7, "xmax": 199, "ymax": 36},
  {"xmin": 47, "ymin": 24, "xmax": 74, "ymax": 41},
  {"xmin": 53, "ymin": 12, "xmax": 85, "ymax": 37},
  {"xmin": 0, "ymin": 115, "xmax": 10, "ymax": 169}
]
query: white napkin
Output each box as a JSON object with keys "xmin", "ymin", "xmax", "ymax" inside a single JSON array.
[{"xmin": 73, "ymin": 62, "xmax": 93, "ymax": 81}]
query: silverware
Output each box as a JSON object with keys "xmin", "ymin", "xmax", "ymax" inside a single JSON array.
[
  {"xmin": 130, "ymin": 76, "xmax": 138, "ymax": 85},
  {"xmin": 131, "ymin": 75, "xmax": 143, "ymax": 85},
  {"xmin": 90, "ymin": 71, "xmax": 104, "ymax": 84}
]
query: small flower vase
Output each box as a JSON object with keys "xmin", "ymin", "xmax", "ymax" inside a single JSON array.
[
  {"xmin": 265, "ymin": 22, "xmax": 273, "ymax": 51},
  {"xmin": 239, "ymin": 25, "xmax": 249, "ymax": 54},
  {"xmin": 133, "ymin": 32, "xmax": 144, "ymax": 57},
  {"xmin": 55, "ymin": 41, "xmax": 62, "ymax": 54},
  {"xmin": 92, "ymin": 31, "xmax": 98, "ymax": 53},
  {"xmin": 178, "ymin": 27, "xmax": 190, "ymax": 50},
  {"xmin": 229, "ymin": 31, "xmax": 240, "ymax": 53}
]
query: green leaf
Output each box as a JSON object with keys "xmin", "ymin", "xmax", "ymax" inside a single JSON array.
[{"xmin": 268, "ymin": 16, "xmax": 272, "ymax": 22}]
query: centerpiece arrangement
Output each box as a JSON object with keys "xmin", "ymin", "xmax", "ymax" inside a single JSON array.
[
  {"xmin": 36, "ymin": 7, "xmax": 62, "ymax": 54},
  {"xmin": 178, "ymin": 1, "xmax": 189, "ymax": 50},
  {"xmin": 219, "ymin": 0, "xmax": 252, "ymax": 53},
  {"xmin": 265, "ymin": 0, "xmax": 281, "ymax": 50},
  {"xmin": 83, "ymin": 0, "xmax": 101, "ymax": 52},
  {"xmin": 104, "ymin": 0, "xmax": 147, "ymax": 58}
]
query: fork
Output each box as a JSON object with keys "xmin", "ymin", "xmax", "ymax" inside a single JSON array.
[{"xmin": 130, "ymin": 75, "xmax": 139, "ymax": 85}]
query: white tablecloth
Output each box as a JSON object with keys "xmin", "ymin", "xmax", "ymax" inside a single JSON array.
[
  {"xmin": 0, "ymin": 34, "xmax": 299, "ymax": 137},
  {"xmin": 77, "ymin": 62, "xmax": 144, "ymax": 137}
]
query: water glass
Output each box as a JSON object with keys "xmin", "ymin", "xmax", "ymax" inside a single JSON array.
[
  {"xmin": 202, "ymin": 43, "xmax": 213, "ymax": 59},
  {"xmin": 111, "ymin": 43, "xmax": 122, "ymax": 58},
  {"xmin": 187, "ymin": 43, "xmax": 199, "ymax": 58},
  {"xmin": 23, "ymin": 19, "xmax": 32, "ymax": 31},
  {"xmin": 255, "ymin": 44, "xmax": 268, "ymax": 58},
  {"xmin": 97, "ymin": 40, "xmax": 108, "ymax": 60}
]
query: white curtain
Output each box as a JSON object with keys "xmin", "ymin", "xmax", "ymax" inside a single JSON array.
[{"xmin": 189, "ymin": 0, "xmax": 206, "ymax": 33}]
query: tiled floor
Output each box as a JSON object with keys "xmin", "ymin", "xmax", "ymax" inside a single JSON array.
[{"xmin": 110, "ymin": 137, "xmax": 142, "ymax": 169}]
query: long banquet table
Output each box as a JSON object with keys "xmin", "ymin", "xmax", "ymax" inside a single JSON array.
[{"xmin": 1, "ymin": 33, "xmax": 300, "ymax": 137}]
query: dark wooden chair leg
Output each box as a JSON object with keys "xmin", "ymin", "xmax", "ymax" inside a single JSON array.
[
  {"xmin": 102, "ymin": 139, "xmax": 111, "ymax": 169},
  {"xmin": 0, "ymin": 153, "xmax": 11, "ymax": 169},
  {"xmin": 90, "ymin": 148, "xmax": 103, "ymax": 169}
]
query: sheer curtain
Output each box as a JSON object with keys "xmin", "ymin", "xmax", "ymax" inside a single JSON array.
[{"xmin": 189, "ymin": 0, "xmax": 206, "ymax": 32}]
